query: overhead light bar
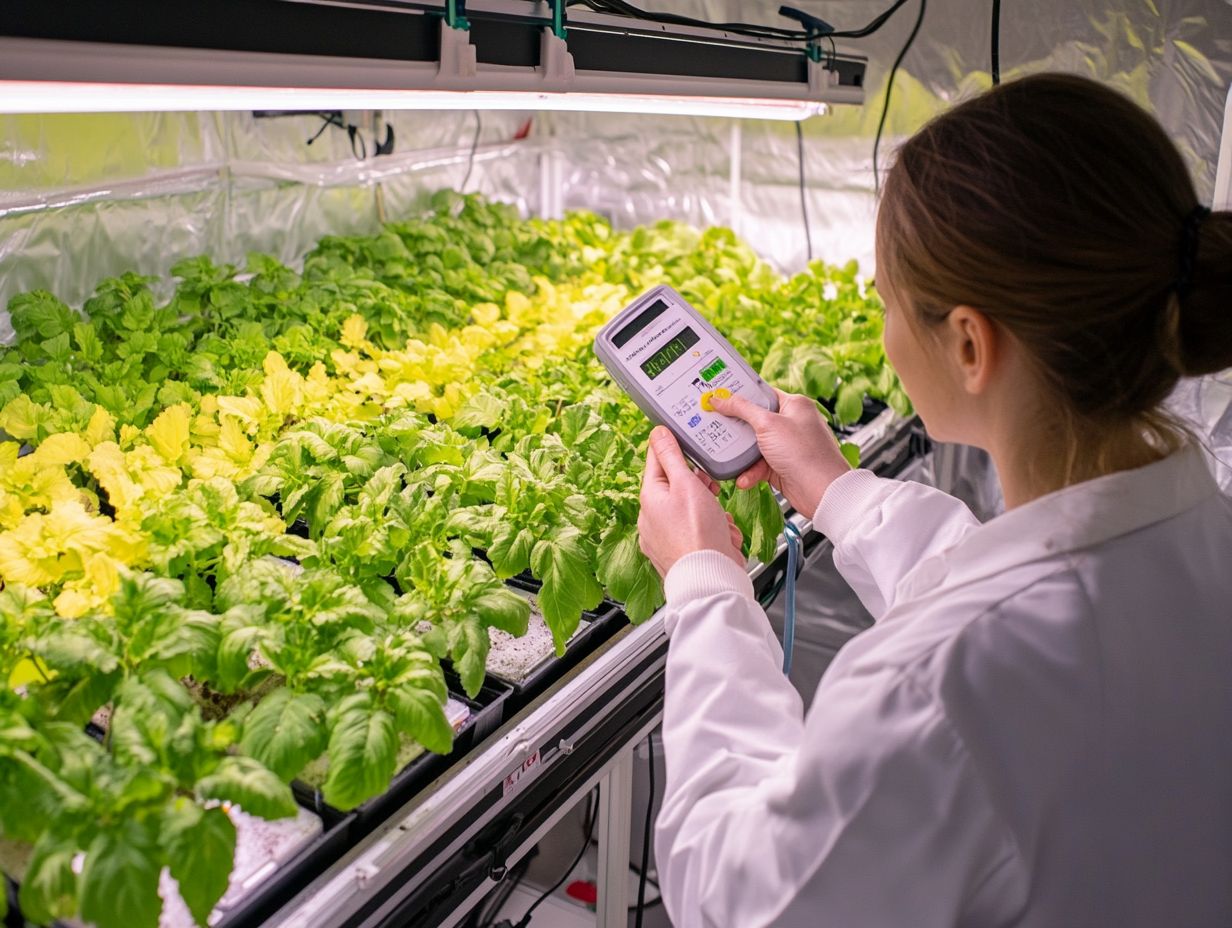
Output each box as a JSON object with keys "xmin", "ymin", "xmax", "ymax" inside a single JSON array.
[
  {"xmin": 0, "ymin": 82, "xmax": 827, "ymax": 120},
  {"xmin": 0, "ymin": 0, "xmax": 865, "ymax": 119}
]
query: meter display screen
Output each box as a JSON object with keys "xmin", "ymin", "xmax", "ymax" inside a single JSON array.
[{"xmin": 640, "ymin": 327, "xmax": 700, "ymax": 380}]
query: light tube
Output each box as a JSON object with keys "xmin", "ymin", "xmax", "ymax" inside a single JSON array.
[{"xmin": 0, "ymin": 81, "xmax": 827, "ymax": 120}]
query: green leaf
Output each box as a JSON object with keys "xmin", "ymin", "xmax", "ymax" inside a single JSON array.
[
  {"xmin": 19, "ymin": 833, "xmax": 80, "ymax": 924},
  {"xmin": 196, "ymin": 756, "xmax": 297, "ymax": 820},
  {"xmin": 473, "ymin": 586, "xmax": 531, "ymax": 636},
  {"xmin": 322, "ymin": 694, "xmax": 398, "ymax": 810},
  {"xmin": 215, "ymin": 624, "xmax": 266, "ymax": 693},
  {"xmin": 834, "ymin": 382, "xmax": 864, "ymax": 425},
  {"xmin": 79, "ymin": 820, "xmax": 163, "ymax": 928},
  {"xmin": 530, "ymin": 528, "xmax": 604, "ymax": 654},
  {"xmin": 163, "ymin": 801, "xmax": 237, "ymax": 927},
  {"xmin": 451, "ymin": 391, "xmax": 505, "ymax": 431},
  {"xmin": 388, "ymin": 686, "xmax": 453, "ymax": 755},
  {"xmin": 725, "ymin": 484, "xmax": 782, "ymax": 565},
  {"xmin": 8, "ymin": 290, "xmax": 78, "ymax": 341},
  {"xmin": 487, "ymin": 523, "xmax": 534, "ymax": 578},
  {"xmin": 447, "ymin": 614, "xmax": 490, "ymax": 698},
  {"xmin": 597, "ymin": 526, "xmax": 663, "ymax": 623},
  {"xmin": 239, "ymin": 688, "xmax": 328, "ymax": 781},
  {"xmin": 839, "ymin": 441, "xmax": 861, "ymax": 469}
]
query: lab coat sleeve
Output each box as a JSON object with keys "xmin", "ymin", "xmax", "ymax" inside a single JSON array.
[
  {"xmin": 815, "ymin": 469, "xmax": 982, "ymax": 618},
  {"xmin": 655, "ymin": 583, "xmax": 1018, "ymax": 928}
]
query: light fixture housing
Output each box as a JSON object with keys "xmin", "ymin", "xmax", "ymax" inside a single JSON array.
[{"xmin": 0, "ymin": 0, "xmax": 865, "ymax": 118}]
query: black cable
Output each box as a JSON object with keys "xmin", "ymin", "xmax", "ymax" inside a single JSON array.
[
  {"xmin": 461, "ymin": 110, "xmax": 482, "ymax": 193},
  {"xmin": 305, "ymin": 111, "xmax": 345, "ymax": 146},
  {"xmin": 795, "ymin": 121, "xmax": 813, "ymax": 264},
  {"xmin": 515, "ymin": 789, "xmax": 599, "ymax": 928},
  {"xmin": 829, "ymin": 0, "xmax": 914, "ymax": 38},
  {"xmin": 633, "ymin": 733, "xmax": 656, "ymax": 928},
  {"xmin": 990, "ymin": 0, "xmax": 1001, "ymax": 85},
  {"xmin": 473, "ymin": 855, "xmax": 533, "ymax": 928},
  {"xmin": 872, "ymin": 0, "xmax": 927, "ymax": 197},
  {"xmin": 567, "ymin": 0, "xmax": 915, "ymax": 43}
]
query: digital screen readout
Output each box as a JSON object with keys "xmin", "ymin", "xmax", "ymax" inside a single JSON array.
[{"xmin": 641, "ymin": 327, "xmax": 700, "ymax": 380}]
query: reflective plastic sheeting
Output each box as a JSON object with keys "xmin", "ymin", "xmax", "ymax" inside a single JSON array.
[
  {"xmin": 0, "ymin": 109, "xmax": 537, "ymax": 313},
  {"xmin": 548, "ymin": 0, "xmax": 1232, "ymax": 273}
]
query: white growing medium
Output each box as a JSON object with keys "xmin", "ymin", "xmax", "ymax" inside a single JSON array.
[
  {"xmin": 159, "ymin": 805, "xmax": 323, "ymax": 928},
  {"xmin": 484, "ymin": 589, "xmax": 592, "ymax": 684}
]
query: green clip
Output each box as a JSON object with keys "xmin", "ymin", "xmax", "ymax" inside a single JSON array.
[
  {"xmin": 551, "ymin": 0, "xmax": 567, "ymax": 39},
  {"xmin": 446, "ymin": 0, "xmax": 470, "ymax": 31},
  {"xmin": 806, "ymin": 42, "xmax": 823, "ymax": 63}
]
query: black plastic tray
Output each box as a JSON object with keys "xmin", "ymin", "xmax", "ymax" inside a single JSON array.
[
  {"xmin": 827, "ymin": 396, "xmax": 890, "ymax": 438},
  {"xmin": 292, "ymin": 674, "xmax": 511, "ymax": 836},
  {"xmin": 216, "ymin": 809, "xmax": 357, "ymax": 928},
  {"xmin": 487, "ymin": 578, "xmax": 627, "ymax": 702},
  {"xmin": 14, "ymin": 799, "xmax": 355, "ymax": 928}
]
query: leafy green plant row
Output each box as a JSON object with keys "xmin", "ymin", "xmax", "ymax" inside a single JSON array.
[{"xmin": 0, "ymin": 191, "xmax": 904, "ymax": 928}]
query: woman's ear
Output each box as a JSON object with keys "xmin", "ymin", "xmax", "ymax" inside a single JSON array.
[{"xmin": 942, "ymin": 305, "xmax": 1000, "ymax": 395}]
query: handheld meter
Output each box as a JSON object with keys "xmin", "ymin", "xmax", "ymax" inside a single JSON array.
[{"xmin": 594, "ymin": 285, "xmax": 778, "ymax": 480}]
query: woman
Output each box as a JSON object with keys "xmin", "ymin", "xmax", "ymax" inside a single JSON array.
[{"xmin": 638, "ymin": 73, "xmax": 1232, "ymax": 927}]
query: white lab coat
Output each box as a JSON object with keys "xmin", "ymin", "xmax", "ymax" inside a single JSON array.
[{"xmin": 655, "ymin": 445, "xmax": 1232, "ymax": 928}]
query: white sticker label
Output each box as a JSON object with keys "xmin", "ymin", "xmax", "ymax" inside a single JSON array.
[{"xmin": 502, "ymin": 749, "xmax": 541, "ymax": 797}]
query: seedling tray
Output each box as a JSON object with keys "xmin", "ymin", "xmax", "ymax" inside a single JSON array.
[
  {"xmin": 8, "ymin": 806, "xmax": 353, "ymax": 928},
  {"xmin": 486, "ymin": 579, "xmax": 626, "ymax": 702},
  {"xmin": 210, "ymin": 806, "xmax": 356, "ymax": 928},
  {"xmin": 292, "ymin": 674, "xmax": 511, "ymax": 837}
]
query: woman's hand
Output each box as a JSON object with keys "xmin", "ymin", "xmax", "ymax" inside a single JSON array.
[
  {"xmin": 639, "ymin": 427, "xmax": 745, "ymax": 578},
  {"xmin": 709, "ymin": 388, "xmax": 852, "ymax": 516}
]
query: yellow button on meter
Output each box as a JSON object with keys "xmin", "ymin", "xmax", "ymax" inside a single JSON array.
[{"xmin": 700, "ymin": 387, "xmax": 731, "ymax": 412}]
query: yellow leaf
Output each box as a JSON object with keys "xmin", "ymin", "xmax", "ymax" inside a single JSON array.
[
  {"xmin": 263, "ymin": 350, "xmax": 292, "ymax": 376},
  {"xmin": 30, "ymin": 432, "xmax": 92, "ymax": 467},
  {"xmin": 260, "ymin": 368, "xmax": 302, "ymax": 416},
  {"xmin": 147, "ymin": 404, "xmax": 192, "ymax": 464},
  {"xmin": 84, "ymin": 405, "xmax": 116, "ymax": 446},
  {"xmin": 340, "ymin": 315, "xmax": 369, "ymax": 349},
  {"xmin": 88, "ymin": 443, "xmax": 142, "ymax": 514},
  {"xmin": 471, "ymin": 303, "xmax": 501, "ymax": 326},
  {"xmin": 0, "ymin": 395, "xmax": 44, "ymax": 441},
  {"xmin": 10, "ymin": 656, "xmax": 53, "ymax": 689},
  {"xmin": 218, "ymin": 417, "xmax": 252, "ymax": 462},
  {"xmin": 217, "ymin": 396, "xmax": 262, "ymax": 423}
]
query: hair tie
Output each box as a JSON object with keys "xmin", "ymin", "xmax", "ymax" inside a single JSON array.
[{"xmin": 1175, "ymin": 204, "xmax": 1211, "ymax": 298}]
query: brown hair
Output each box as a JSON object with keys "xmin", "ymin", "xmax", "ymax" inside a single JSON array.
[{"xmin": 877, "ymin": 73, "xmax": 1232, "ymax": 479}]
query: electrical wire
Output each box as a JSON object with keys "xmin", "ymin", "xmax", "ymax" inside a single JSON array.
[
  {"xmin": 795, "ymin": 121, "xmax": 813, "ymax": 265},
  {"xmin": 991, "ymin": 0, "xmax": 1001, "ymax": 85},
  {"xmin": 460, "ymin": 110, "xmax": 482, "ymax": 192},
  {"xmin": 633, "ymin": 733, "xmax": 656, "ymax": 928},
  {"xmin": 872, "ymin": 0, "xmax": 927, "ymax": 197},
  {"xmin": 513, "ymin": 789, "xmax": 599, "ymax": 928},
  {"xmin": 567, "ymin": 0, "xmax": 916, "ymax": 44},
  {"xmin": 472, "ymin": 855, "xmax": 534, "ymax": 928},
  {"xmin": 782, "ymin": 523, "xmax": 803, "ymax": 676}
]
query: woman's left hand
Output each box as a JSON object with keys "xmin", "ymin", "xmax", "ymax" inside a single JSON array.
[{"xmin": 638, "ymin": 426, "xmax": 745, "ymax": 577}]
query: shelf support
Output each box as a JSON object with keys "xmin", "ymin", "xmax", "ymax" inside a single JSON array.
[{"xmin": 596, "ymin": 748, "xmax": 635, "ymax": 927}]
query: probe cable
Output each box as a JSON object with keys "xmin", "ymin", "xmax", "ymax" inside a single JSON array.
[{"xmin": 782, "ymin": 522, "xmax": 803, "ymax": 676}]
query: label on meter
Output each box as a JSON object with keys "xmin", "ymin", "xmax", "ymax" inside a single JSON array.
[{"xmin": 593, "ymin": 285, "xmax": 778, "ymax": 480}]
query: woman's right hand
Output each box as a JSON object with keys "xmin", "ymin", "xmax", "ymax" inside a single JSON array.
[{"xmin": 709, "ymin": 388, "xmax": 852, "ymax": 516}]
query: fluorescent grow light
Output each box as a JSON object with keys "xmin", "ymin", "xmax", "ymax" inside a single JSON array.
[
  {"xmin": 0, "ymin": 1, "xmax": 865, "ymax": 120},
  {"xmin": 0, "ymin": 81, "xmax": 828, "ymax": 120}
]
